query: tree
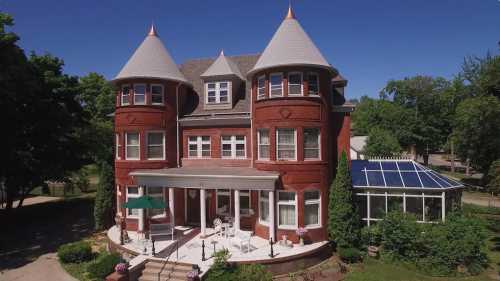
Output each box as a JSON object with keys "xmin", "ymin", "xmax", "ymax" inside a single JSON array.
[
  {"xmin": 452, "ymin": 96, "xmax": 500, "ymax": 175},
  {"xmin": 462, "ymin": 54, "xmax": 500, "ymax": 99},
  {"xmin": 94, "ymin": 161, "xmax": 115, "ymax": 230},
  {"xmin": 486, "ymin": 160, "xmax": 500, "ymax": 195},
  {"xmin": 328, "ymin": 150, "xmax": 360, "ymax": 248},
  {"xmin": 364, "ymin": 127, "xmax": 402, "ymax": 158}
]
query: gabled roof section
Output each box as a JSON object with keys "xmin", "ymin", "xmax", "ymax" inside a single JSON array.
[
  {"xmin": 114, "ymin": 25, "xmax": 189, "ymax": 84},
  {"xmin": 200, "ymin": 50, "xmax": 244, "ymax": 80},
  {"xmin": 249, "ymin": 6, "xmax": 332, "ymax": 75}
]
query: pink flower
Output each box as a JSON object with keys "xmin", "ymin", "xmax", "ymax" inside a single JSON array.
[
  {"xmin": 296, "ymin": 227, "xmax": 308, "ymax": 237},
  {"xmin": 115, "ymin": 263, "xmax": 128, "ymax": 274}
]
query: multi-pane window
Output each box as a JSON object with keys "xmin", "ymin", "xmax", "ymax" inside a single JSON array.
[
  {"xmin": 147, "ymin": 132, "xmax": 164, "ymax": 160},
  {"xmin": 288, "ymin": 72, "xmax": 302, "ymax": 96},
  {"xmin": 188, "ymin": 136, "xmax": 211, "ymax": 158},
  {"xmin": 115, "ymin": 134, "xmax": 121, "ymax": 160},
  {"xmin": 258, "ymin": 129, "xmax": 270, "ymax": 160},
  {"xmin": 278, "ymin": 191, "xmax": 296, "ymax": 228},
  {"xmin": 304, "ymin": 128, "xmax": 320, "ymax": 160},
  {"xmin": 126, "ymin": 186, "xmax": 139, "ymax": 217},
  {"xmin": 257, "ymin": 76, "xmax": 266, "ymax": 100},
  {"xmin": 151, "ymin": 84, "xmax": 164, "ymax": 105},
  {"xmin": 304, "ymin": 190, "xmax": 320, "ymax": 227},
  {"xmin": 307, "ymin": 73, "xmax": 319, "ymax": 96},
  {"xmin": 221, "ymin": 135, "xmax": 246, "ymax": 159},
  {"xmin": 134, "ymin": 84, "xmax": 146, "ymax": 104},
  {"xmin": 259, "ymin": 191, "xmax": 269, "ymax": 223},
  {"xmin": 240, "ymin": 190, "xmax": 251, "ymax": 216},
  {"xmin": 147, "ymin": 186, "xmax": 165, "ymax": 217},
  {"xmin": 216, "ymin": 189, "xmax": 230, "ymax": 216},
  {"xmin": 270, "ymin": 73, "xmax": 283, "ymax": 97},
  {"xmin": 276, "ymin": 128, "xmax": 296, "ymax": 160},
  {"xmin": 121, "ymin": 85, "xmax": 130, "ymax": 105},
  {"xmin": 206, "ymin": 82, "xmax": 229, "ymax": 104},
  {"xmin": 125, "ymin": 132, "xmax": 140, "ymax": 160}
]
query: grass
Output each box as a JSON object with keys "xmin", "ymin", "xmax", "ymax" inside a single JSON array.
[
  {"xmin": 344, "ymin": 203, "xmax": 500, "ymax": 281},
  {"xmin": 62, "ymin": 261, "xmax": 93, "ymax": 281}
]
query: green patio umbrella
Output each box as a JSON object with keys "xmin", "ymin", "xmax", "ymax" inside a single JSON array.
[{"xmin": 123, "ymin": 195, "xmax": 167, "ymax": 209}]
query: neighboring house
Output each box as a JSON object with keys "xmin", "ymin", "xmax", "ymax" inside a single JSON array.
[{"xmin": 350, "ymin": 135, "xmax": 367, "ymax": 160}]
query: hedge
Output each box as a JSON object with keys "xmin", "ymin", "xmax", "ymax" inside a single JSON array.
[
  {"xmin": 86, "ymin": 253, "xmax": 122, "ymax": 280},
  {"xmin": 57, "ymin": 241, "xmax": 93, "ymax": 264}
]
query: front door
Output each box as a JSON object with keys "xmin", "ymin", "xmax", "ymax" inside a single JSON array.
[{"xmin": 186, "ymin": 189, "xmax": 200, "ymax": 225}]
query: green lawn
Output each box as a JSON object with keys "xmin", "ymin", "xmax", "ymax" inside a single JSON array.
[{"xmin": 344, "ymin": 203, "xmax": 500, "ymax": 281}]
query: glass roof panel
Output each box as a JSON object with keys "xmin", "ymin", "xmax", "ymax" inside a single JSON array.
[
  {"xmin": 367, "ymin": 161, "xmax": 382, "ymax": 170},
  {"xmin": 381, "ymin": 161, "xmax": 398, "ymax": 171},
  {"xmin": 352, "ymin": 170, "xmax": 367, "ymax": 186},
  {"xmin": 418, "ymin": 172, "xmax": 441, "ymax": 188},
  {"xmin": 384, "ymin": 171, "xmax": 404, "ymax": 187},
  {"xmin": 401, "ymin": 171, "xmax": 421, "ymax": 188},
  {"xmin": 397, "ymin": 161, "xmax": 415, "ymax": 171},
  {"xmin": 367, "ymin": 171, "xmax": 385, "ymax": 187},
  {"xmin": 427, "ymin": 172, "xmax": 451, "ymax": 187}
]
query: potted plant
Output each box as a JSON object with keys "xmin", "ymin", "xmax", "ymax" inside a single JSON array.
[
  {"xmin": 187, "ymin": 270, "xmax": 199, "ymax": 281},
  {"xmin": 114, "ymin": 262, "xmax": 128, "ymax": 275},
  {"xmin": 296, "ymin": 227, "xmax": 308, "ymax": 246}
]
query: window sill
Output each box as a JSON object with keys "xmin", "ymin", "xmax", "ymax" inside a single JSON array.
[
  {"xmin": 151, "ymin": 103, "xmax": 164, "ymax": 106},
  {"xmin": 150, "ymin": 214, "xmax": 167, "ymax": 220},
  {"xmin": 124, "ymin": 158, "xmax": 140, "ymax": 161},
  {"xmin": 147, "ymin": 158, "xmax": 166, "ymax": 161},
  {"xmin": 278, "ymin": 225, "xmax": 298, "ymax": 230},
  {"xmin": 258, "ymin": 220, "xmax": 269, "ymax": 226},
  {"xmin": 305, "ymin": 225, "xmax": 322, "ymax": 230}
]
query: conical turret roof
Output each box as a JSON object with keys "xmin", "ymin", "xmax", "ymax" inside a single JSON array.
[
  {"xmin": 200, "ymin": 50, "xmax": 244, "ymax": 79},
  {"xmin": 249, "ymin": 6, "xmax": 332, "ymax": 75},
  {"xmin": 114, "ymin": 25, "xmax": 189, "ymax": 84}
]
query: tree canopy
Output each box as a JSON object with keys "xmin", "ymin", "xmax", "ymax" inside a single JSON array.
[{"xmin": 364, "ymin": 127, "xmax": 402, "ymax": 158}]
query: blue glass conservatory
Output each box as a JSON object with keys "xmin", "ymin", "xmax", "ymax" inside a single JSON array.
[{"xmin": 351, "ymin": 159, "xmax": 463, "ymax": 225}]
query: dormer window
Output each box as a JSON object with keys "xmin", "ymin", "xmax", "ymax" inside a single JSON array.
[
  {"xmin": 121, "ymin": 85, "xmax": 130, "ymax": 106},
  {"xmin": 288, "ymin": 72, "xmax": 303, "ymax": 96},
  {"xmin": 270, "ymin": 73, "xmax": 283, "ymax": 98},
  {"xmin": 133, "ymin": 84, "xmax": 146, "ymax": 105},
  {"xmin": 151, "ymin": 84, "xmax": 164, "ymax": 105},
  {"xmin": 307, "ymin": 73, "xmax": 319, "ymax": 96},
  {"xmin": 206, "ymin": 81, "xmax": 230, "ymax": 104},
  {"xmin": 257, "ymin": 76, "xmax": 266, "ymax": 100}
]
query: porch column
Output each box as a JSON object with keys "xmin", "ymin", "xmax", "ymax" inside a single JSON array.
[
  {"xmin": 269, "ymin": 190, "xmax": 275, "ymax": 241},
  {"xmin": 169, "ymin": 188, "xmax": 175, "ymax": 226},
  {"xmin": 200, "ymin": 189, "xmax": 206, "ymax": 237},
  {"xmin": 234, "ymin": 190, "xmax": 240, "ymax": 231},
  {"xmin": 441, "ymin": 191, "xmax": 446, "ymax": 222},
  {"xmin": 138, "ymin": 186, "xmax": 145, "ymax": 233}
]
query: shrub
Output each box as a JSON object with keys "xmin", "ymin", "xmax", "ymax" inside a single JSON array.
[
  {"xmin": 236, "ymin": 264, "xmax": 273, "ymax": 281},
  {"xmin": 205, "ymin": 249, "xmax": 272, "ymax": 281},
  {"xmin": 338, "ymin": 247, "xmax": 362, "ymax": 263},
  {"xmin": 86, "ymin": 253, "xmax": 122, "ymax": 280},
  {"xmin": 379, "ymin": 211, "xmax": 422, "ymax": 261},
  {"xmin": 57, "ymin": 241, "xmax": 93, "ymax": 264},
  {"xmin": 361, "ymin": 225, "xmax": 382, "ymax": 247}
]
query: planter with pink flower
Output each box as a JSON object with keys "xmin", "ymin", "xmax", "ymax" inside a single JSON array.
[
  {"xmin": 187, "ymin": 270, "xmax": 199, "ymax": 281},
  {"xmin": 296, "ymin": 227, "xmax": 308, "ymax": 246}
]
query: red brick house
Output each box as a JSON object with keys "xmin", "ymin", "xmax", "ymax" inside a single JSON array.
[{"xmin": 112, "ymin": 6, "xmax": 353, "ymax": 245}]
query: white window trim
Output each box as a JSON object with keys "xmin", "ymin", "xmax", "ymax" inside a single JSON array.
[
  {"xmin": 269, "ymin": 73, "xmax": 283, "ymax": 98},
  {"xmin": 287, "ymin": 72, "xmax": 303, "ymax": 96},
  {"xmin": 121, "ymin": 85, "xmax": 130, "ymax": 106},
  {"xmin": 116, "ymin": 133, "xmax": 121, "ymax": 160},
  {"xmin": 188, "ymin": 136, "xmax": 211, "ymax": 158},
  {"xmin": 304, "ymin": 128, "xmax": 321, "ymax": 161},
  {"xmin": 221, "ymin": 135, "xmax": 246, "ymax": 159},
  {"xmin": 150, "ymin": 84, "xmax": 164, "ymax": 105},
  {"xmin": 205, "ymin": 81, "xmax": 231, "ymax": 104},
  {"xmin": 257, "ymin": 129, "xmax": 270, "ymax": 161},
  {"xmin": 125, "ymin": 132, "xmax": 140, "ymax": 160},
  {"xmin": 304, "ymin": 190, "xmax": 321, "ymax": 229},
  {"xmin": 147, "ymin": 187, "xmax": 166, "ymax": 219},
  {"xmin": 216, "ymin": 189, "xmax": 231, "ymax": 216},
  {"xmin": 276, "ymin": 128, "xmax": 297, "ymax": 161},
  {"xmin": 116, "ymin": 185, "xmax": 122, "ymax": 216},
  {"xmin": 277, "ymin": 191, "xmax": 298, "ymax": 230},
  {"xmin": 239, "ymin": 190, "xmax": 252, "ymax": 217},
  {"xmin": 257, "ymin": 75, "xmax": 266, "ymax": 100},
  {"xmin": 126, "ymin": 186, "xmax": 139, "ymax": 218},
  {"xmin": 133, "ymin": 84, "xmax": 146, "ymax": 105},
  {"xmin": 308, "ymin": 73, "xmax": 320, "ymax": 96},
  {"xmin": 258, "ymin": 191, "xmax": 269, "ymax": 225},
  {"xmin": 147, "ymin": 131, "xmax": 165, "ymax": 160}
]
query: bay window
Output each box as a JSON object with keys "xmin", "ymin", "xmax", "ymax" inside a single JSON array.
[
  {"xmin": 206, "ymin": 81, "xmax": 229, "ymax": 104},
  {"xmin": 257, "ymin": 76, "xmax": 266, "ymax": 99},
  {"xmin": 151, "ymin": 84, "xmax": 164, "ymax": 105},
  {"xmin": 115, "ymin": 134, "xmax": 121, "ymax": 160},
  {"xmin": 216, "ymin": 189, "xmax": 230, "ymax": 216},
  {"xmin": 270, "ymin": 73, "xmax": 283, "ymax": 97},
  {"xmin": 221, "ymin": 135, "xmax": 246, "ymax": 159},
  {"xmin": 147, "ymin": 186, "xmax": 165, "ymax": 217},
  {"xmin": 278, "ymin": 191, "xmax": 297, "ymax": 228},
  {"xmin": 276, "ymin": 128, "xmax": 296, "ymax": 160},
  {"xmin": 257, "ymin": 129, "xmax": 270, "ymax": 160},
  {"xmin": 121, "ymin": 85, "xmax": 130, "ymax": 105},
  {"xmin": 125, "ymin": 132, "xmax": 140, "ymax": 160},
  {"xmin": 307, "ymin": 73, "xmax": 319, "ymax": 96},
  {"xmin": 126, "ymin": 186, "xmax": 139, "ymax": 218},
  {"xmin": 259, "ymin": 191, "xmax": 270, "ymax": 223},
  {"xmin": 304, "ymin": 190, "xmax": 321, "ymax": 227},
  {"xmin": 288, "ymin": 72, "xmax": 303, "ymax": 96},
  {"xmin": 304, "ymin": 128, "xmax": 320, "ymax": 160},
  {"xmin": 188, "ymin": 136, "xmax": 211, "ymax": 158},
  {"xmin": 133, "ymin": 84, "xmax": 146, "ymax": 104},
  {"xmin": 147, "ymin": 132, "xmax": 165, "ymax": 160}
]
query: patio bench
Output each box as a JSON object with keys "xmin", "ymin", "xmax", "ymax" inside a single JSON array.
[
  {"xmin": 231, "ymin": 230, "xmax": 252, "ymax": 253},
  {"xmin": 150, "ymin": 223, "xmax": 174, "ymax": 241}
]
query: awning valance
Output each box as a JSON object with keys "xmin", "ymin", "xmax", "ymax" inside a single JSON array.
[{"xmin": 130, "ymin": 167, "xmax": 279, "ymax": 190}]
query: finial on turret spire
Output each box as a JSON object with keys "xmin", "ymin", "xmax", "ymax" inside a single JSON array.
[
  {"xmin": 286, "ymin": 2, "xmax": 295, "ymax": 19},
  {"xmin": 148, "ymin": 23, "xmax": 158, "ymax": 36}
]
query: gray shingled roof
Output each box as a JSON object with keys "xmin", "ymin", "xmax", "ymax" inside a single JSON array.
[
  {"xmin": 249, "ymin": 8, "xmax": 332, "ymax": 75},
  {"xmin": 114, "ymin": 26, "xmax": 189, "ymax": 84},
  {"xmin": 200, "ymin": 51, "xmax": 244, "ymax": 79}
]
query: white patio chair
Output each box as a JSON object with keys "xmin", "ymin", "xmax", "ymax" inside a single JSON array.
[
  {"xmin": 231, "ymin": 230, "xmax": 252, "ymax": 253},
  {"xmin": 213, "ymin": 218, "xmax": 223, "ymax": 237}
]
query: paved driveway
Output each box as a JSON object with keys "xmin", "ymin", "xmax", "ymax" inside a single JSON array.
[{"xmin": 0, "ymin": 253, "xmax": 77, "ymax": 281}]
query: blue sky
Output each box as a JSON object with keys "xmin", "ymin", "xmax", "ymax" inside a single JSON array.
[{"xmin": 3, "ymin": 0, "xmax": 499, "ymax": 98}]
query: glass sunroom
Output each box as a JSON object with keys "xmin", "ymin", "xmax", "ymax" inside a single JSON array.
[{"xmin": 351, "ymin": 159, "xmax": 463, "ymax": 226}]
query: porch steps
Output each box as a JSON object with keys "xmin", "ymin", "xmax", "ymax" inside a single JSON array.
[{"xmin": 138, "ymin": 260, "xmax": 193, "ymax": 281}]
